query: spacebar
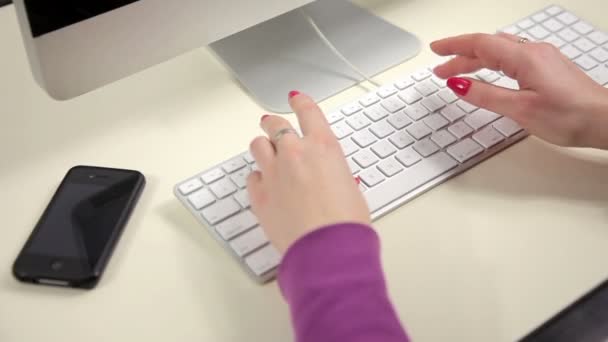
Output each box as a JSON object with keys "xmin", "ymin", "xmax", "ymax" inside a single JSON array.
[{"xmin": 364, "ymin": 152, "xmax": 459, "ymax": 213}]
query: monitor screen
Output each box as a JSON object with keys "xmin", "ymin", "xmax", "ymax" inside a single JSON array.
[{"xmin": 23, "ymin": 0, "xmax": 140, "ymax": 37}]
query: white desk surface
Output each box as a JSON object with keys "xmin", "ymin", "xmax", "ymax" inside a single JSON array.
[{"xmin": 1, "ymin": 1, "xmax": 608, "ymax": 341}]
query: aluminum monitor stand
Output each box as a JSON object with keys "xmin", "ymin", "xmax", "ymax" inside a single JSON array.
[{"xmin": 210, "ymin": 0, "xmax": 421, "ymax": 113}]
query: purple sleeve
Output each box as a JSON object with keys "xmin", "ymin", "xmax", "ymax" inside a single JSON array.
[{"xmin": 278, "ymin": 223, "xmax": 409, "ymax": 342}]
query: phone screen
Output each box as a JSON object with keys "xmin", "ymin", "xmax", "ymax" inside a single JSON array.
[{"xmin": 25, "ymin": 169, "xmax": 141, "ymax": 270}]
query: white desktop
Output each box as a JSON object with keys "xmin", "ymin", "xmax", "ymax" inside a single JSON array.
[{"xmin": 2, "ymin": 0, "xmax": 608, "ymax": 341}]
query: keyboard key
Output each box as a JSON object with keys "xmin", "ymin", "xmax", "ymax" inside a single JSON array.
[
  {"xmin": 245, "ymin": 244, "xmax": 281, "ymax": 276},
  {"xmin": 477, "ymin": 70, "xmax": 501, "ymax": 83},
  {"xmin": 325, "ymin": 111, "xmax": 344, "ymax": 124},
  {"xmin": 407, "ymin": 122, "xmax": 433, "ymax": 140},
  {"xmin": 573, "ymin": 37, "xmax": 596, "ymax": 52},
  {"xmin": 590, "ymin": 47, "xmax": 608, "ymax": 63},
  {"xmin": 346, "ymin": 113, "xmax": 372, "ymax": 131},
  {"xmin": 415, "ymin": 80, "xmax": 439, "ymax": 97},
  {"xmin": 473, "ymin": 126, "xmax": 506, "ymax": 148},
  {"xmin": 222, "ymin": 157, "xmax": 247, "ymax": 173},
  {"xmin": 529, "ymin": 26, "xmax": 550, "ymax": 39},
  {"xmin": 378, "ymin": 158, "xmax": 404, "ymax": 177},
  {"xmin": 387, "ymin": 111, "xmax": 413, "ymax": 129},
  {"xmin": 546, "ymin": 5, "xmax": 563, "ymax": 16},
  {"xmin": 404, "ymin": 103, "xmax": 430, "ymax": 121},
  {"xmin": 230, "ymin": 167, "xmax": 251, "ymax": 189},
  {"xmin": 588, "ymin": 31, "xmax": 608, "ymax": 45},
  {"xmin": 364, "ymin": 152, "xmax": 458, "ymax": 213},
  {"xmin": 501, "ymin": 25, "xmax": 520, "ymax": 35},
  {"xmin": 421, "ymin": 94, "xmax": 445, "ymax": 113},
  {"xmin": 447, "ymin": 138, "xmax": 484, "ymax": 163},
  {"xmin": 574, "ymin": 55, "xmax": 599, "ymax": 70},
  {"xmin": 411, "ymin": 69, "xmax": 432, "ymax": 81},
  {"xmin": 352, "ymin": 130, "xmax": 378, "ymax": 148},
  {"xmin": 202, "ymin": 198, "xmax": 241, "ymax": 225},
  {"xmin": 437, "ymin": 88, "xmax": 458, "ymax": 103},
  {"xmin": 215, "ymin": 209, "xmax": 257, "ymax": 240},
  {"xmin": 363, "ymin": 106, "xmax": 390, "ymax": 122},
  {"xmin": 556, "ymin": 12, "xmax": 578, "ymax": 25},
  {"xmin": 209, "ymin": 178, "xmax": 238, "ymax": 198},
  {"xmin": 455, "ymin": 100, "xmax": 478, "ymax": 113},
  {"xmin": 588, "ymin": 65, "xmax": 608, "ymax": 85},
  {"xmin": 493, "ymin": 117, "xmax": 523, "ymax": 137},
  {"xmin": 430, "ymin": 75, "xmax": 447, "ymax": 88},
  {"xmin": 441, "ymin": 104, "xmax": 467, "ymax": 122},
  {"xmin": 353, "ymin": 149, "xmax": 379, "ymax": 168},
  {"xmin": 423, "ymin": 113, "xmax": 449, "ymax": 131},
  {"xmin": 395, "ymin": 147, "xmax": 422, "ymax": 167},
  {"xmin": 377, "ymin": 85, "xmax": 398, "ymax": 98},
  {"xmin": 517, "ymin": 18, "xmax": 534, "ymax": 30},
  {"xmin": 342, "ymin": 102, "xmax": 363, "ymax": 116},
  {"xmin": 371, "ymin": 140, "xmax": 397, "ymax": 158},
  {"xmin": 561, "ymin": 45, "xmax": 582, "ymax": 59},
  {"xmin": 381, "ymin": 97, "xmax": 407, "ymax": 113},
  {"xmin": 234, "ymin": 190, "xmax": 251, "ymax": 208},
  {"xmin": 465, "ymin": 109, "xmax": 501, "ymax": 130},
  {"xmin": 558, "ymin": 28, "xmax": 579, "ymax": 42},
  {"xmin": 389, "ymin": 131, "xmax": 415, "ymax": 149},
  {"xmin": 532, "ymin": 12, "xmax": 549, "ymax": 22},
  {"xmin": 360, "ymin": 93, "xmax": 381, "ymax": 107},
  {"xmin": 413, "ymin": 138, "xmax": 440, "ymax": 157},
  {"xmin": 448, "ymin": 121, "xmax": 474, "ymax": 139},
  {"xmin": 493, "ymin": 77, "xmax": 519, "ymax": 90},
  {"xmin": 572, "ymin": 21, "xmax": 593, "ymax": 35},
  {"xmin": 331, "ymin": 121, "xmax": 354, "ymax": 139},
  {"xmin": 340, "ymin": 138, "xmax": 359, "ymax": 157},
  {"xmin": 544, "ymin": 35, "xmax": 566, "ymax": 48},
  {"xmin": 359, "ymin": 168, "xmax": 386, "ymax": 187},
  {"xmin": 230, "ymin": 227, "xmax": 268, "ymax": 257},
  {"xmin": 370, "ymin": 121, "xmax": 395, "ymax": 139},
  {"xmin": 201, "ymin": 168, "xmax": 225, "ymax": 184},
  {"xmin": 347, "ymin": 158, "xmax": 361, "ymax": 174},
  {"xmin": 394, "ymin": 77, "xmax": 415, "ymax": 90},
  {"xmin": 542, "ymin": 18, "xmax": 564, "ymax": 32},
  {"xmin": 431, "ymin": 129, "xmax": 457, "ymax": 149},
  {"xmin": 399, "ymin": 88, "xmax": 423, "ymax": 104},
  {"xmin": 178, "ymin": 178, "xmax": 204, "ymax": 195},
  {"xmin": 243, "ymin": 152, "xmax": 255, "ymax": 164},
  {"xmin": 188, "ymin": 188, "xmax": 215, "ymax": 210}
]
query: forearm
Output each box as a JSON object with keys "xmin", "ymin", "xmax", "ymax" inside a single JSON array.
[{"xmin": 278, "ymin": 223, "xmax": 409, "ymax": 342}]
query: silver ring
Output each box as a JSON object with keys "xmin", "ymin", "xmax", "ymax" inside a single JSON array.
[
  {"xmin": 271, "ymin": 128, "xmax": 299, "ymax": 144},
  {"xmin": 518, "ymin": 37, "xmax": 530, "ymax": 44}
]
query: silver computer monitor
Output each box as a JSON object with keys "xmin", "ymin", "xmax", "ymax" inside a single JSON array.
[{"xmin": 13, "ymin": 0, "xmax": 420, "ymax": 112}]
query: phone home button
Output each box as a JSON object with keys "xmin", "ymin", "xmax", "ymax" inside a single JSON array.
[{"xmin": 50, "ymin": 260, "xmax": 63, "ymax": 271}]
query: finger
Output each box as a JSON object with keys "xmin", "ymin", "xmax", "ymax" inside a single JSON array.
[
  {"xmin": 288, "ymin": 91, "xmax": 334, "ymax": 139},
  {"xmin": 249, "ymin": 136, "xmax": 275, "ymax": 173},
  {"xmin": 447, "ymin": 76, "xmax": 534, "ymax": 122},
  {"xmin": 431, "ymin": 33, "xmax": 523, "ymax": 76},
  {"xmin": 260, "ymin": 115, "xmax": 300, "ymax": 149},
  {"xmin": 246, "ymin": 170, "xmax": 265, "ymax": 209},
  {"xmin": 433, "ymin": 56, "xmax": 483, "ymax": 79}
]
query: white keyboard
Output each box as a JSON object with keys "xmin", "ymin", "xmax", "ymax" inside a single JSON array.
[{"xmin": 174, "ymin": 5, "xmax": 608, "ymax": 283}]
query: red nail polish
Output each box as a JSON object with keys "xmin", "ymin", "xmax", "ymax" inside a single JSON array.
[
  {"xmin": 354, "ymin": 176, "xmax": 361, "ymax": 185},
  {"xmin": 447, "ymin": 77, "xmax": 472, "ymax": 96},
  {"xmin": 261, "ymin": 114, "xmax": 270, "ymax": 122},
  {"xmin": 288, "ymin": 90, "xmax": 300, "ymax": 99}
]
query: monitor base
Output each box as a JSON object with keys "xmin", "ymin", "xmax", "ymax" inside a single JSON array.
[{"xmin": 210, "ymin": 0, "xmax": 421, "ymax": 113}]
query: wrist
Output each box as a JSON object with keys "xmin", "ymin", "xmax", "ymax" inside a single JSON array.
[{"xmin": 580, "ymin": 87, "xmax": 608, "ymax": 150}]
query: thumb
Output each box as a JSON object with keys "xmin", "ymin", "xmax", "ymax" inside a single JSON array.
[
  {"xmin": 246, "ymin": 170, "xmax": 265, "ymax": 211},
  {"xmin": 446, "ymin": 76, "xmax": 530, "ymax": 122}
]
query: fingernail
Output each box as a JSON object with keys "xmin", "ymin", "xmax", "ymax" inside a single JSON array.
[
  {"xmin": 447, "ymin": 77, "xmax": 472, "ymax": 96},
  {"xmin": 354, "ymin": 176, "xmax": 361, "ymax": 185},
  {"xmin": 261, "ymin": 114, "xmax": 270, "ymax": 122},
  {"xmin": 288, "ymin": 90, "xmax": 300, "ymax": 99}
]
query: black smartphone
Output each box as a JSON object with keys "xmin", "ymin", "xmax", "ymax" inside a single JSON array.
[{"xmin": 13, "ymin": 166, "xmax": 145, "ymax": 289}]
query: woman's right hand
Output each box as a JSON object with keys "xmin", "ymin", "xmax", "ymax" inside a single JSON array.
[{"xmin": 431, "ymin": 33, "xmax": 608, "ymax": 149}]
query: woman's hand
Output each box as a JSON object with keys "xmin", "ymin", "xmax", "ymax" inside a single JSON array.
[
  {"xmin": 432, "ymin": 33, "xmax": 608, "ymax": 149},
  {"xmin": 247, "ymin": 92, "xmax": 371, "ymax": 253}
]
